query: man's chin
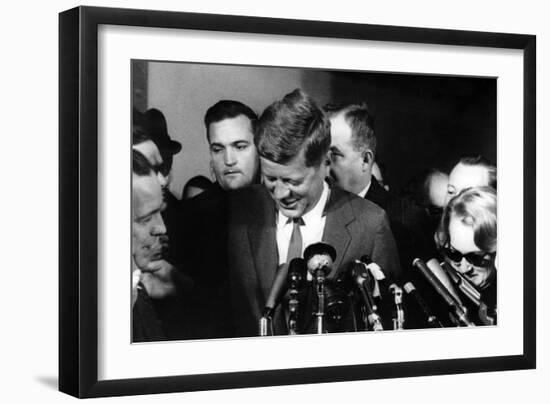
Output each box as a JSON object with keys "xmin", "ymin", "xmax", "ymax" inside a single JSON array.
[
  {"xmin": 221, "ymin": 178, "xmax": 249, "ymax": 191},
  {"xmin": 278, "ymin": 204, "xmax": 304, "ymax": 219}
]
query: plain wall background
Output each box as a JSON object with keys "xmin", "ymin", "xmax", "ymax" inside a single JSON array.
[
  {"xmin": 1, "ymin": 0, "xmax": 547, "ymax": 403},
  {"xmin": 145, "ymin": 61, "xmax": 332, "ymax": 197}
]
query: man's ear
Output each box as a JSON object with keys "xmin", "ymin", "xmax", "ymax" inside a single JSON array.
[{"xmin": 362, "ymin": 149, "xmax": 374, "ymax": 168}]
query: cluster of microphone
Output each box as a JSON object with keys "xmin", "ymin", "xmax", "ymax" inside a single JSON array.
[{"xmin": 259, "ymin": 242, "xmax": 491, "ymax": 336}]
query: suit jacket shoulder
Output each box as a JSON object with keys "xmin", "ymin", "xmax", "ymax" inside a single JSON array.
[
  {"xmin": 365, "ymin": 177, "xmax": 390, "ymax": 210},
  {"xmin": 325, "ymin": 185, "xmax": 401, "ymax": 281}
]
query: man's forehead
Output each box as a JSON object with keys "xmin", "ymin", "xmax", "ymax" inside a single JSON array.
[
  {"xmin": 260, "ymin": 153, "xmax": 317, "ymax": 178},
  {"xmin": 208, "ymin": 115, "xmax": 253, "ymax": 144},
  {"xmin": 450, "ymin": 163, "xmax": 489, "ymax": 187},
  {"xmin": 329, "ymin": 113, "xmax": 352, "ymax": 140},
  {"xmin": 133, "ymin": 140, "xmax": 163, "ymax": 166},
  {"xmin": 133, "ymin": 174, "xmax": 162, "ymax": 212}
]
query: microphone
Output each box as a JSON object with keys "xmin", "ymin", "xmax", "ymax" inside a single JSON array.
[
  {"xmin": 304, "ymin": 242, "xmax": 337, "ymax": 334},
  {"xmin": 412, "ymin": 258, "xmax": 474, "ymax": 327},
  {"xmin": 304, "ymin": 242, "xmax": 336, "ymax": 280},
  {"xmin": 403, "ymin": 282, "xmax": 443, "ymax": 328},
  {"xmin": 389, "ymin": 283, "xmax": 405, "ymax": 330},
  {"xmin": 358, "ymin": 255, "xmax": 386, "ymax": 298},
  {"xmin": 349, "ymin": 260, "xmax": 383, "ymax": 331},
  {"xmin": 287, "ymin": 258, "xmax": 307, "ymax": 289},
  {"xmin": 440, "ymin": 262, "xmax": 495, "ymax": 326},
  {"xmin": 259, "ymin": 263, "xmax": 292, "ymax": 336},
  {"xmin": 286, "ymin": 258, "xmax": 307, "ymax": 335},
  {"xmin": 441, "ymin": 261, "xmax": 481, "ymax": 306},
  {"xmin": 262, "ymin": 263, "xmax": 290, "ymax": 318}
]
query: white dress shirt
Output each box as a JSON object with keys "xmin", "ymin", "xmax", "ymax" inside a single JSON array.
[
  {"xmin": 357, "ymin": 179, "xmax": 372, "ymax": 199},
  {"xmin": 276, "ymin": 181, "xmax": 330, "ymax": 265}
]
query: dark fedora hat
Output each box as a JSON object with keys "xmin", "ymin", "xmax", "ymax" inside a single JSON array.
[{"xmin": 143, "ymin": 108, "xmax": 182, "ymax": 156}]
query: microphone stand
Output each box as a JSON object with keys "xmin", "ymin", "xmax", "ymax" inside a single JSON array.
[
  {"xmin": 389, "ymin": 284, "xmax": 405, "ymax": 330},
  {"xmin": 303, "ymin": 243, "xmax": 337, "ymax": 335},
  {"xmin": 314, "ymin": 268, "xmax": 326, "ymax": 334},
  {"xmin": 259, "ymin": 310, "xmax": 274, "ymax": 336},
  {"xmin": 351, "ymin": 261, "xmax": 383, "ymax": 331}
]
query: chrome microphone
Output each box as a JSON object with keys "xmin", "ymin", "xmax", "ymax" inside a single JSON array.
[
  {"xmin": 412, "ymin": 258, "xmax": 474, "ymax": 327},
  {"xmin": 389, "ymin": 283, "xmax": 405, "ymax": 330},
  {"xmin": 304, "ymin": 243, "xmax": 337, "ymax": 334},
  {"xmin": 440, "ymin": 262, "xmax": 496, "ymax": 326},
  {"xmin": 349, "ymin": 260, "xmax": 384, "ymax": 331},
  {"xmin": 259, "ymin": 263, "xmax": 290, "ymax": 336},
  {"xmin": 403, "ymin": 281, "xmax": 443, "ymax": 328}
]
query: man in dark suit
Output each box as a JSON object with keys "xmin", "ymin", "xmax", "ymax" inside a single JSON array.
[
  {"xmin": 172, "ymin": 100, "xmax": 261, "ymax": 339},
  {"xmin": 132, "ymin": 150, "xmax": 168, "ymax": 342},
  {"xmin": 227, "ymin": 89, "xmax": 401, "ymax": 337},
  {"xmin": 324, "ymin": 102, "xmax": 389, "ymax": 210}
]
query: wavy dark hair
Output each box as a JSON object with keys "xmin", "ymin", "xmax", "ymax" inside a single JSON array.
[{"xmin": 255, "ymin": 89, "xmax": 331, "ymax": 167}]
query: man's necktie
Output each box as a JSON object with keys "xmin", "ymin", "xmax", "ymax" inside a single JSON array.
[{"xmin": 286, "ymin": 217, "xmax": 304, "ymax": 263}]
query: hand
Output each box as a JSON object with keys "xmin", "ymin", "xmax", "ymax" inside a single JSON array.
[{"xmin": 140, "ymin": 259, "xmax": 177, "ymax": 299}]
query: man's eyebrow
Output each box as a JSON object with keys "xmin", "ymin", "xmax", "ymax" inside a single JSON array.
[{"xmin": 135, "ymin": 208, "xmax": 160, "ymax": 221}]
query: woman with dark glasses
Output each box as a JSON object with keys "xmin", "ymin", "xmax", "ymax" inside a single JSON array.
[{"xmin": 435, "ymin": 186, "xmax": 497, "ymax": 325}]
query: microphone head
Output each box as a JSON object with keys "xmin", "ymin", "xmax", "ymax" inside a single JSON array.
[
  {"xmin": 349, "ymin": 260, "xmax": 369, "ymax": 280},
  {"xmin": 287, "ymin": 258, "xmax": 307, "ymax": 286},
  {"xmin": 359, "ymin": 255, "xmax": 373, "ymax": 265},
  {"xmin": 304, "ymin": 242, "xmax": 336, "ymax": 276},
  {"xmin": 403, "ymin": 282, "xmax": 416, "ymax": 294},
  {"xmin": 304, "ymin": 242, "xmax": 336, "ymax": 262},
  {"xmin": 388, "ymin": 283, "xmax": 402, "ymax": 293}
]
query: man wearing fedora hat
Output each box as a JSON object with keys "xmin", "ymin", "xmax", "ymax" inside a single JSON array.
[
  {"xmin": 132, "ymin": 108, "xmax": 199, "ymax": 340},
  {"xmin": 141, "ymin": 108, "xmax": 183, "ymax": 244}
]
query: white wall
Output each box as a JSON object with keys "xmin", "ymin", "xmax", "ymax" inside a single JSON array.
[
  {"xmin": 147, "ymin": 62, "xmax": 332, "ymax": 197},
  {"xmin": 2, "ymin": 0, "xmax": 548, "ymax": 403}
]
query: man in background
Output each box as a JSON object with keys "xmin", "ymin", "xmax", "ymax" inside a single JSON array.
[
  {"xmin": 445, "ymin": 155, "xmax": 497, "ymax": 205},
  {"xmin": 325, "ymin": 103, "xmax": 390, "ymax": 211},
  {"xmin": 132, "ymin": 150, "xmax": 168, "ymax": 342},
  {"xmin": 173, "ymin": 100, "xmax": 261, "ymax": 339},
  {"xmin": 204, "ymin": 100, "xmax": 260, "ymax": 191}
]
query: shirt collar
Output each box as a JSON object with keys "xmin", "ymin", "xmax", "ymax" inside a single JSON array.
[{"xmin": 357, "ymin": 179, "xmax": 372, "ymax": 199}]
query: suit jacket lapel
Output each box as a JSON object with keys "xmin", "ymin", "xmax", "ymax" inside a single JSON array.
[
  {"xmin": 247, "ymin": 189, "xmax": 279, "ymax": 305},
  {"xmin": 323, "ymin": 186, "xmax": 354, "ymax": 276}
]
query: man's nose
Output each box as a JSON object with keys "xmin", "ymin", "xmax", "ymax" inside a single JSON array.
[
  {"xmin": 152, "ymin": 214, "xmax": 167, "ymax": 235},
  {"xmin": 224, "ymin": 149, "xmax": 236, "ymax": 166},
  {"xmin": 273, "ymin": 181, "xmax": 290, "ymax": 200},
  {"xmin": 157, "ymin": 171, "xmax": 168, "ymax": 188},
  {"xmin": 456, "ymin": 258, "xmax": 472, "ymax": 274}
]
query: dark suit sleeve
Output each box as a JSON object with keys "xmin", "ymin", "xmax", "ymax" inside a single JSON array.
[{"xmin": 371, "ymin": 211, "xmax": 402, "ymax": 282}]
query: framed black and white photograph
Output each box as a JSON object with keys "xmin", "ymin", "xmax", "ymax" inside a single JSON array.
[{"xmin": 59, "ymin": 6, "xmax": 536, "ymax": 398}]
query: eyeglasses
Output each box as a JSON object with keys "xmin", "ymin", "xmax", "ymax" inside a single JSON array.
[{"xmin": 441, "ymin": 244, "xmax": 495, "ymax": 268}]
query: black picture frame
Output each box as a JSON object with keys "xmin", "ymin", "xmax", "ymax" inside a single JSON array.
[{"xmin": 59, "ymin": 5, "xmax": 536, "ymax": 398}]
